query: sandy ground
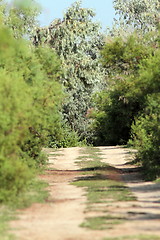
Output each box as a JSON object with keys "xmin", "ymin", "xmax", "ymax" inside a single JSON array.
[
  {"xmin": 99, "ymin": 146, "xmax": 160, "ymax": 238},
  {"xmin": 10, "ymin": 146, "xmax": 160, "ymax": 240}
]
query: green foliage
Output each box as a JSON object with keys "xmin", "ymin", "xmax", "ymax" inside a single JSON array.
[
  {"xmin": 32, "ymin": 1, "xmax": 105, "ymax": 140},
  {"xmin": 0, "ymin": 21, "xmax": 64, "ymax": 202},
  {"xmin": 112, "ymin": 0, "xmax": 160, "ymax": 36},
  {"xmin": 48, "ymin": 123, "xmax": 80, "ymax": 148},
  {"xmin": 34, "ymin": 46, "xmax": 61, "ymax": 80},
  {"xmin": 101, "ymin": 36, "xmax": 151, "ymax": 76},
  {"xmin": 129, "ymin": 50, "xmax": 160, "ymax": 179},
  {"xmin": 91, "ymin": 35, "xmax": 152, "ymax": 145},
  {"xmin": 0, "ymin": 35, "xmax": 34, "ymax": 200},
  {"xmin": 0, "ymin": 208, "xmax": 15, "ymax": 240},
  {"xmin": 5, "ymin": 0, "xmax": 41, "ymax": 38},
  {"xmin": 130, "ymin": 92, "xmax": 160, "ymax": 179},
  {"xmin": 93, "ymin": 29, "xmax": 160, "ymax": 177}
]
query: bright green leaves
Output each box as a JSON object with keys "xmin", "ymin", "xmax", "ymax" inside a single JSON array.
[
  {"xmin": 101, "ymin": 36, "xmax": 151, "ymax": 76},
  {"xmin": 92, "ymin": 34, "xmax": 153, "ymax": 145},
  {"xmin": 129, "ymin": 52, "xmax": 160, "ymax": 179},
  {"xmin": 0, "ymin": 21, "xmax": 63, "ymax": 202},
  {"xmin": 93, "ymin": 29, "xmax": 160, "ymax": 178}
]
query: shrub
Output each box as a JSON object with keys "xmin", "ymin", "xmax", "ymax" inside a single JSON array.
[
  {"xmin": 130, "ymin": 94, "xmax": 160, "ymax": 179},
  {"xmin": 129, "ymin": 49, "xmax": 160, "ymax": 179},
  {"xmin": 0, "ymin": 24, "xmax": 64, "ymax": 202},
  {"xmin": 91, "ymin": 34, "xmax": 156, "ymax": 146}
]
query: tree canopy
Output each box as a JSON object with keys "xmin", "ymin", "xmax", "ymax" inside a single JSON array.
[
  {"xmin": 110, "ymin": 0, "xmax": 160, "ymax": 36},
  {"xmin": 32, "ymin": 1, "xmax": 106, "ymax": 140}
]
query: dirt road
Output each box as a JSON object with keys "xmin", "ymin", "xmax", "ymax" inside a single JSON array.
[{"xmin": 10, "ymin": 147, "xmax": 160, "ymax": 240}]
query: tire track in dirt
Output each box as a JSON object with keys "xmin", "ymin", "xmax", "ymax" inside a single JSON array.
[
  {"xmin": 99, "ymin": 146, "xmax": 160, "ymax": 238},
  {"xmin": 10, "ymin": 147, "xmax": 106, "ymax": 240},
  {"xmin": 10, "ymin": 146, "xmax": 160, "ymax": 240}
]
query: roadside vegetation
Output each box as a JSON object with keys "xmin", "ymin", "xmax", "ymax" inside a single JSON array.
[
  {"xmin": 0, "ymin": 208, "xmax": 15, "ymax": 240},
  {"xmin": 89, "ymin": 1, "xmax": 160, "ymax": 180}
]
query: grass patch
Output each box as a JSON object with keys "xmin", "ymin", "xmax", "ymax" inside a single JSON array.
[
  {"xmin": 0, "ymin": 178, "xmax": 49, "ymax": 239},
  {"xmin": 79, "ymin": 146, "xmax": 102, "ymax": 155},
  {"xmin": 73, "ymin": 176, "xmax": 135, "ymax": 204},
  {"xmin": 21, "ymin": 179, "xmax": 49, "ymax": 208},
  {"xmin": 81, "ymin": 215, "xmax": 124, "ymax": 230},
  {"xmin": 9, "ymin": 179, "xmax": 49, "ymax": 209},
  {"xmin": 103, "ymin": 235, "xmax": 160, "ymax": 240},
  {"xmin": 0, "ymin": 208, "xmax": 16, "ymax": 240},
  {"xmin": 73, "ymin": 147, "xmax": 135, "ymax": 204},
  {"xmin": 0, "ymin": 178, "xmax": 49, "ymax": 209},
  {"xmin": 155, "ymin": 178, "xmax": 160, "ymax": 183},
  {"xmin": 72, "ymin": 146, "xmax": 136, "ymax": 230},
  {"xmin": 48, "ymin": 153, "xmax": 63, "ymax": 157},
  {"xmin": 76, "ymin": 159, "xmax": 111, "ymax": 173}
]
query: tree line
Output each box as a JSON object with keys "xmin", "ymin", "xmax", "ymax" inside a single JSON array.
[{"xmin": 0, "ymin": 0, "xmax": 159, "ymax": 204}]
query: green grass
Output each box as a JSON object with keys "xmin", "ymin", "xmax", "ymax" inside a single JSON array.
[
  {"xmin": 0, "ymin": 208, "xmax": 16, "ymax": 240},
  {"xmin": 79, "ymin": 146, "xmax": 102, "ymax": 155},
  {"xmin": 155, "ymin": 178, "xmax": 160, "ymax": 183},
  {"xmin": 48, "ymin": 153, "xmax": 63, "ymax": 157},
  {"xmin": 72, "ymin": 146, "xmax": 136, "ymax": 231},
  {"xmin": 0, "ymin": 178, "xmax": 49, "ymax": 239},
  {"xmin": 73, "ymin": 176, "xmax": 135, "ymax": 204},
  {"xmin": 73, "ymin": 147, "xmax": 135, "ymax": 204},
  {"xmin": 5, "ymin": 179, "xmax": 49, "ymax": 210},
  {"xmin": 81, "ymin": 215, "xmax": 124, "ymax": 230},
  {"xmin": 103, "ymin": 235, "xmax": 160, "ymax": 240}
]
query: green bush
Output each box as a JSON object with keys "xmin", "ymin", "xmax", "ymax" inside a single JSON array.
[
  {"xmin": 0, "ymin": 66, "xmax": 33, "ymax": 201},
  {"xmin": 91, "ymin": 34, "xmax": 156, "ymax": 146},
  {"xmin": 91, "ymin": 79, "xmax": 142, "ymax": 145},
  {"xmin": 48, "ymin": 122, "xmax": 80, "ymax": 148},
  {"xmin": 0, "ymin": 24, "xmax": 64, "ymax": 202},
  {"xmin": 130, "ymin": 94, "xmax": 160, "ymax": 179},
  {"xmin": 129, "ymin": 49, "xmax": 160, "ymax": 179}
]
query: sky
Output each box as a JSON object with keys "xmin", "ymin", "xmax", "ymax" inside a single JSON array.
[{"xmin": 36, "ymin": 0, "xmax": 116, "ymax": 31}]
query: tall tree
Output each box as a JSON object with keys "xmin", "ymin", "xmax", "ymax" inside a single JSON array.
[
  {"xmin": 111, "ymin": 0, "xmax": 160, "ymax": 36},
  {"xmin": 33, "ymin": 1, "xmax": 105, "ymax": 140},
  {"xmin": 4, "ymin": 0, "xmax": 41, "ymax": 38}
]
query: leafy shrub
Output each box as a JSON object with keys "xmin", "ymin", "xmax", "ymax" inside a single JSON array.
[
  {"xmin": 48, "ymin": 123, "xmax": 80, "ymax": 148},
  {"xmin": 0, "ymin": 23, "xmax": 64, "ymax": 202},
  {"xmin": 130, "ymin": 94, "xmax": 160, "ymax": 179},
  {"xmin": 129, "ymin": 49, "xmax": 160, "ymax": 179},
  {"xmin": 91, "ymin": 34, "xmax": 156, "ymax": 146},
  {"xmin": 0, "ymin": 66, "xmax": 33, "ymax": 202}
]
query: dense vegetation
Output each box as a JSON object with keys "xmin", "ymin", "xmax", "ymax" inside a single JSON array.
[
  {"xmin": 0, "ymin": 0, "xmax": 77, "ymax": 203},
  {"xmin": 91, "ymin": 0, "xmax": 160, "ymax": 179},
  {"xmin": 32, "ymin": 1, "xmax": 105, "ymax": 141},
  {"xmin": 0, "ymin": 0, "xmax": 159, "ymax": 205}
]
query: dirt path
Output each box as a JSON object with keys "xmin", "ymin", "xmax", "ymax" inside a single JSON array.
[
  {"xmin": 10, "ymin": 147, "xmax": 160, "ymax": 240},
  {"xmin": 99, "ymin": 146, "xmax": 160, "ymax": 238},
  {"xmin": 10, "ymin": 147, "xmax": 105, "ymax": 240}
]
